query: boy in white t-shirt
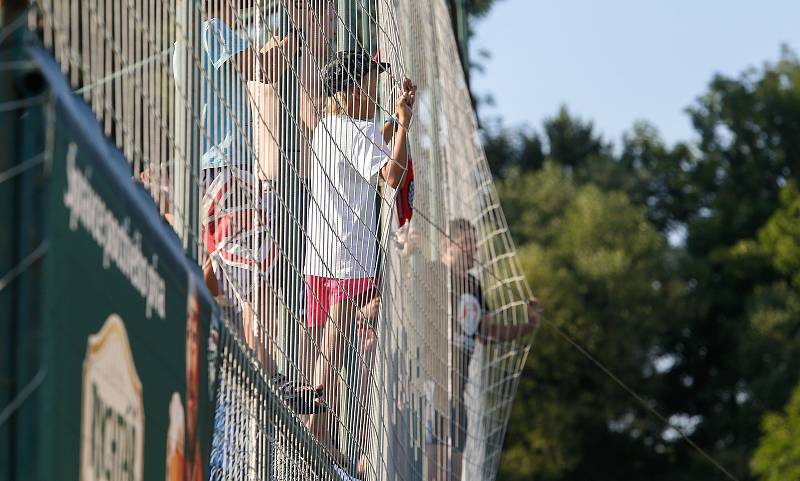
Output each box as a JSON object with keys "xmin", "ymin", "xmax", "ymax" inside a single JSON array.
[
  {"xmin": 303, "ymin": 50, "xmax": 417, "ymax": 462},
  {"xmin": 202, "ymin": 1, "xmax": 329, "ymax": 392}
]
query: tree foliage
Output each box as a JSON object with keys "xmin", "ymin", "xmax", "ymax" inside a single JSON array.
[
  {"xmin": 498, "ymin": 166, "xmax": 672, "ymax": 480},
  {"xmin": 482, "ymin": 49, "xmax": 800, "ymax": 481},
  {"xmin": 751, "ymin": 384, "xmax": 800, "ymax": 481},
  {"xmin": 464, "ymin": 0, "xmax": 503, "ymax": 18}
]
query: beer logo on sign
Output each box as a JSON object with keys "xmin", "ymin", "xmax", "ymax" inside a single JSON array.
[{"xmin": 80, "ymin": 315, "xmax": 144, "ymax": 481}]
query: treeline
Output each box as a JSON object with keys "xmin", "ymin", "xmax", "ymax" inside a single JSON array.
[{"xmin": 484, "ymin": 48, "xmax": 800, "ymax": 481}]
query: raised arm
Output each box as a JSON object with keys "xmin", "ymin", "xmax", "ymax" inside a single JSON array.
[
  {"xmin": 382, "ymin": 118, "xmax": 395, "ymax": 144},
  {"xmin": 381, "ymin": 78, "xmax": 417, "ymax": 189},
  {"xmin": 478, "ymin": 298, "xmax": 541, "ymax": 342},
  {"xmin": 382, "ymin": 113, "xmax": 403, "ymax": 143},
  {"xmin": 234, "ymin": 34, "xmax": 298, "ymax": 83}
]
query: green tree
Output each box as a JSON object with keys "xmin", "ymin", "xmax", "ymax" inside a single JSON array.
[
  {"xmin": 649, "ymin": 49, "xmax": 800, "ymax": 479},
  {"xmin": 487, "ymin": 49, "xmax": 800, "ymax": 481},
  {"xmin": 750, "ymin": 384, "xmax": 800, "ymax": 481},
  {"xmin": 544, "ymin": 107, "xmax": 610, "ymax": 172},
  {"xmin": 482, "ymin": 106, "xmax": 609, "ymax": 181},
  {"xmin": 759, "ymin": 182, "xmax": 800, "ymax": 287},
  {"xmin": 464, "ymin": 0, "xmax": 503, "ymax": 17},
  {"xmin": 749, "ymin": 183, "xmax": 800, "ymax": 481},
  {"xmin": 481, "ymin": 124, "xmax": 545, "ymax": 180},
  {"xmin": 684, "ymin": 47, "xmax": 800, "ymax": 252},
  {"xmin": 616, "ymin": 122, "xmax": 697, "ymax": 232},
  {"xmin": 497, "ymin": 164, "xmax": 674, "ymax": 480}
]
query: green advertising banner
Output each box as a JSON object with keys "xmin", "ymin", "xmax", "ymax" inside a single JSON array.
[{"xmin": 13, "ymin": 45, "xmax": 216, "ymax": 481}]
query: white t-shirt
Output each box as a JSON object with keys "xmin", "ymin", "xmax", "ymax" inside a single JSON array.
[{"xmin": 304, "ymin": 116, "xmax": 391, "ymax": 279}]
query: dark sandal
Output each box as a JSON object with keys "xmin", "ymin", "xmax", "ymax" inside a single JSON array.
[
  {"xmin": 269, "ymin": 374, "xmax": 328, "ymax": 415},
  {"xmin": 282, "ymin": 383, "xmax": 327, "ymax": 415}
]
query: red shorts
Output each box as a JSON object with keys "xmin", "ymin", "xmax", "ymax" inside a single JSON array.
[{"xmin": 305, "ymin": 275, "xmax": 377, "ymax": 327}]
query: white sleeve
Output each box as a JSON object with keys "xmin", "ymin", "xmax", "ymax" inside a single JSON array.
[
  {"xmin": 367, "ymin": 124, "xmax": 392, "ymax": 179},
  {"xmin": 203, "ymin": 20, "xmax": 247, "ymax": 70}
]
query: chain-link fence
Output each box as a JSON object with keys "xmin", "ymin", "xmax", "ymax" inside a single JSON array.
[{"xmin": 13, "ymin": 1, "xmax": 537, "ymax": 480}]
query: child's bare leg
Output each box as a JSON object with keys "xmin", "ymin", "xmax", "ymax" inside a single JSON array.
[
  {"xmin": 308, "ymin": 298, "xmax": 358, "ymax": 456},
  {"xmin": 256, "ymin": 315, "xmax": 279, "ymax": 376},
  {"xmin": 298, "ymin": 325, "xmax": 324, "ymax": 423},
  {"xmin": 251, "ymin": 283, "xmax": 278, "ymax": 376},
  {"xmin": 356, "ymin": 298, "xmax": 380, "ymax": 477},
  {"xmin": 355, "ymin": 329, "xmax": 376, "ymax": 477}
]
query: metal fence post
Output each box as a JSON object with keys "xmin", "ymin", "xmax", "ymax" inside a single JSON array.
[{"xmin": 173, "ymin": 0, "xmax": 190, "ymax": 250}]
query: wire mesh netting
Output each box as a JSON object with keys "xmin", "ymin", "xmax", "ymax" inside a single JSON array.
[{"xmin": 24, "ymin": 1, "xmax": 537, "ymax": 480}]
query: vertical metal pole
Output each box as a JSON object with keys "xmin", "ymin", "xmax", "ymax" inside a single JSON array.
[
  {"xmin": 173, "ymin": 0, "xmax": 189, "ymax": 248},
  {"xmin": 337, "ymin": 0, "xmax": 357, "ymax": 52},
  {"xmin": 190, "ymin": 1, "xmax": 202, "ymax": 262}
]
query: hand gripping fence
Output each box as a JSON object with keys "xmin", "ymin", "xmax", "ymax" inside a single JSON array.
[{"xmin": 27, "ymin": 1, "xmax": 537, "ymax": 480}]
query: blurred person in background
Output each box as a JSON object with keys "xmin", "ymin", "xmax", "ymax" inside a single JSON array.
[{"xmin": 397, "ymin": 219, "xmax": 541, "ymax": 481}]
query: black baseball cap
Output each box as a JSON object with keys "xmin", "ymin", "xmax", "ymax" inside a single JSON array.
[{"xmin": 321, "ymin": 50, "xmax": 391, "ymax": 96}]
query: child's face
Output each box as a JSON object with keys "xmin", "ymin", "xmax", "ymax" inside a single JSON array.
[
  {"xmin": 444, "ymin": 230, "xmax": 478, "ymax": 271},
  {"xmin": 354, "ymin": 69, "xmax": 380, "ymax": 119}
]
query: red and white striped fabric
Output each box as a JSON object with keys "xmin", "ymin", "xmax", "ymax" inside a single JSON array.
[
  {"xmin": 395, "ymin": 157, "xmax": 414, "ymax": 227},
  {"xmin": 201, "ymin": 168, "xmax": 276, "ymax": 299}
]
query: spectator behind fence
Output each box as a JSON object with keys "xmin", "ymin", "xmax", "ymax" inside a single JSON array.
[
  {"xmin": 303, "ymin": 50, "xmax": 416, "ymax": 468},
  {"xmin": 189, "ymin": 1, "xmax": 324, "ymax": 414},
  {"xmin": 397, "ymin": 219, "xmax": 541, "ymax": 481},
  {"xmin": 249, "ymin": 0, "xmax": 335, "ymax": 180},
  {"xmin": 246, "ymin": 0, "xmax": 337, "ymax": 400}
]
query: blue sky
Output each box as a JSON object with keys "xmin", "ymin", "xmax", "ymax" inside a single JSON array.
[{"xmin": 471, "ymin": 0, "xmax": 800, "ymax": 146}]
